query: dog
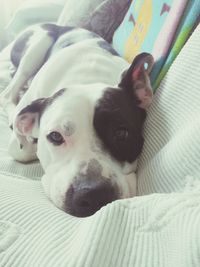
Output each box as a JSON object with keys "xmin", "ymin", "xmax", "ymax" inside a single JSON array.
[{"xmin": 0, "ymin": 23, "xmax": 154, "ymax": 217}]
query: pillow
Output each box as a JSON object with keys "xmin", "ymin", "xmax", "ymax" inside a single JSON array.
[
  {"xmin": 6, "ymin": 0, "xmax": 66, "ymax": 38},
  {"xmin": 58, "ymin": 0, "xmax": 132, "ymax": 43},
  {"xmin": 137, "ymin": 24, "xmax": 200, "ymax": 195}
]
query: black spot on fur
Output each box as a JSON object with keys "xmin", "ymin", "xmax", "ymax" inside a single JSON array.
[
  {"xmin": 98, "ymin": 40, "xmax": 118, "ymax": 56},
  {"xmin": 86, "ymin": 159, "xmax": 103, "ymax": 179},
  {"xmin": 93, "ymin": 88, "xmax": 146, "ymax": 163},
  {"xmin": 18, "ymin": 98, "xmax": 47, "ymax": 117},
  {"xmin": 42, "ymin": 23, "xmax": 74, "ymax": 40},
  {"xmin": 11, "ymin": 24, "xmax": 73, "ymax": 69},
  {"xmin": 11, "ymin": 30, "xmax": 34, "ymax": 67}
]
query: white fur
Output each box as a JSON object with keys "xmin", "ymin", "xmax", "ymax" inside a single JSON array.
[{"xmin": 3, "ymin": 27, "xmax": 139, "ymax": 212}]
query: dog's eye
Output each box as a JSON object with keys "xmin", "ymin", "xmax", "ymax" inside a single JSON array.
[
  {"xmin": 113, "ymin": 127, "xmax": 129, "ymax": 141},
  {"xmin": 47, "ymin": 131, "xmax": 64, "ymax": 145}
]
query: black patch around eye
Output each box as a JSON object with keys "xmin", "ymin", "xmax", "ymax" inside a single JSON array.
[
  {"xmin": 93, "ymin": 88, "xmax": 146, "ymax": 163},
  {"xmin": 113, "ymin": 127, "xmax": 129, "ymax": 141}
]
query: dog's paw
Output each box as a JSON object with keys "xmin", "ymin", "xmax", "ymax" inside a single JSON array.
[{"xmin": 8, "ymin": 132, "xmax": 37, "ymax": 162}]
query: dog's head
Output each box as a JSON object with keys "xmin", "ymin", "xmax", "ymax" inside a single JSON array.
[{"xmin": 11, "ymin": 53, "xmax": 154, "ymax": 217}]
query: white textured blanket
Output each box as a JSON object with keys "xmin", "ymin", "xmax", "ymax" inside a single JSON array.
[{"xmin": 0, "ymin": 18, "xmax": 200, "ymax": 267}]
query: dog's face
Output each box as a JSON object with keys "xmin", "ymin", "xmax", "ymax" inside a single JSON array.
[{"xmin": 13, "ymin": 53, "xmax": 153, "ymax": 217}]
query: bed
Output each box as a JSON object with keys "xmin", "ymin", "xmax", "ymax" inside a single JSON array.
[{"xmin": 0, "ymin": 0, "xmax": 200, "ymax": 266}]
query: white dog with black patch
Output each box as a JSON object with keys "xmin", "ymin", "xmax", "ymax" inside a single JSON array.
[{"xmin": 0, "ymin": 24, "xmax": 154, "ymax": 217}]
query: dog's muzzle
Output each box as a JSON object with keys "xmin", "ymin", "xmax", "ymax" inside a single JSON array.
[{"xmin": 65, "ymin": 177, "xmax": 119, "ymax": 217}]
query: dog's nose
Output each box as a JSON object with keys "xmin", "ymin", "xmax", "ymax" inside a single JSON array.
[{"xmin": 65, "ymin": 179, "xmax": 118, "ymax": 217}]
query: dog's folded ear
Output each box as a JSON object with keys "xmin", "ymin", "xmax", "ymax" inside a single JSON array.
[
  {"xmin": 119, "ymin": 53, "xmax": 154, "ymax": 110},
  {"xmin": 14, "ymin": 98, "xmax": 47, "ymax": 139},
  {"xmin": 8, "ymin": 97, "xmax": 48, "ymax": 161},
  {"xmin": 14, "ymin": 88, "xmax": 66, "ymax": 142}
]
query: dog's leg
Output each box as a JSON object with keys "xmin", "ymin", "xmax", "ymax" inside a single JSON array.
[{"xmin": 1, "ymin": 29, "xmax": 55, "ymax": 106}]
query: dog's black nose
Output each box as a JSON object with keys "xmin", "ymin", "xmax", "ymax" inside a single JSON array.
[{"xmin": 65, "ymin": 179, "xmax": 118, "ymax": 217}]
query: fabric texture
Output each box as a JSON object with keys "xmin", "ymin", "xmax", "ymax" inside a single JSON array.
[
  {"xmin": 138, "ymin": 24, "xmax": 200, "ymax": 195},
  {"xmin": 0, "ymin": 2, "xmax": 200, "ymax": 266},
  {"xmin": 5, "ymin": 0, "xmax": 66, "ymax": 38},
  {"xmin": 0, "ymin": 172, "xmax": 200, "ymax": 267}
]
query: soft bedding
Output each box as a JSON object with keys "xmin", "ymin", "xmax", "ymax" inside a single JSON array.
[
  {"xmin": 6, "ymin": 0, "xmax": 67, "ymax": 37},
  {"xmin": 0, "ymin": 0, "xmax": 200, "ymax": 266}
]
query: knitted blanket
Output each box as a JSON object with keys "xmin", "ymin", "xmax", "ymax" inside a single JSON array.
[{"xmin": 0, "ymin": 15, "xmax": 200, "ymax": 267}]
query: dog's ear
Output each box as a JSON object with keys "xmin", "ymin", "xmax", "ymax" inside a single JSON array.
[
  {"xmin": 14, "ymin": 98, "xmax": 47, "ymax": 140},
  {"xmin": 14, "ymin": 88, "xmax": 66, "ymax": 143},
  {"xmin": 119, "ymin": 53, "xmax": 154, "ymax": 109}
]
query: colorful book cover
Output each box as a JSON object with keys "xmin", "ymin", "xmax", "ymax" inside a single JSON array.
[
  {"xmin": 112, "ymin": 0, "xmax": 189, "ymax": 91},
  {"xmin": 153, "ymin": 0, "xmax": 200, "ymax": 90}
]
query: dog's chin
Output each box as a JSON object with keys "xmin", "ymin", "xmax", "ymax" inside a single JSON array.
[{"xmin": 41, "ymin": 168, "xmax": 137, "ymax": 217}]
